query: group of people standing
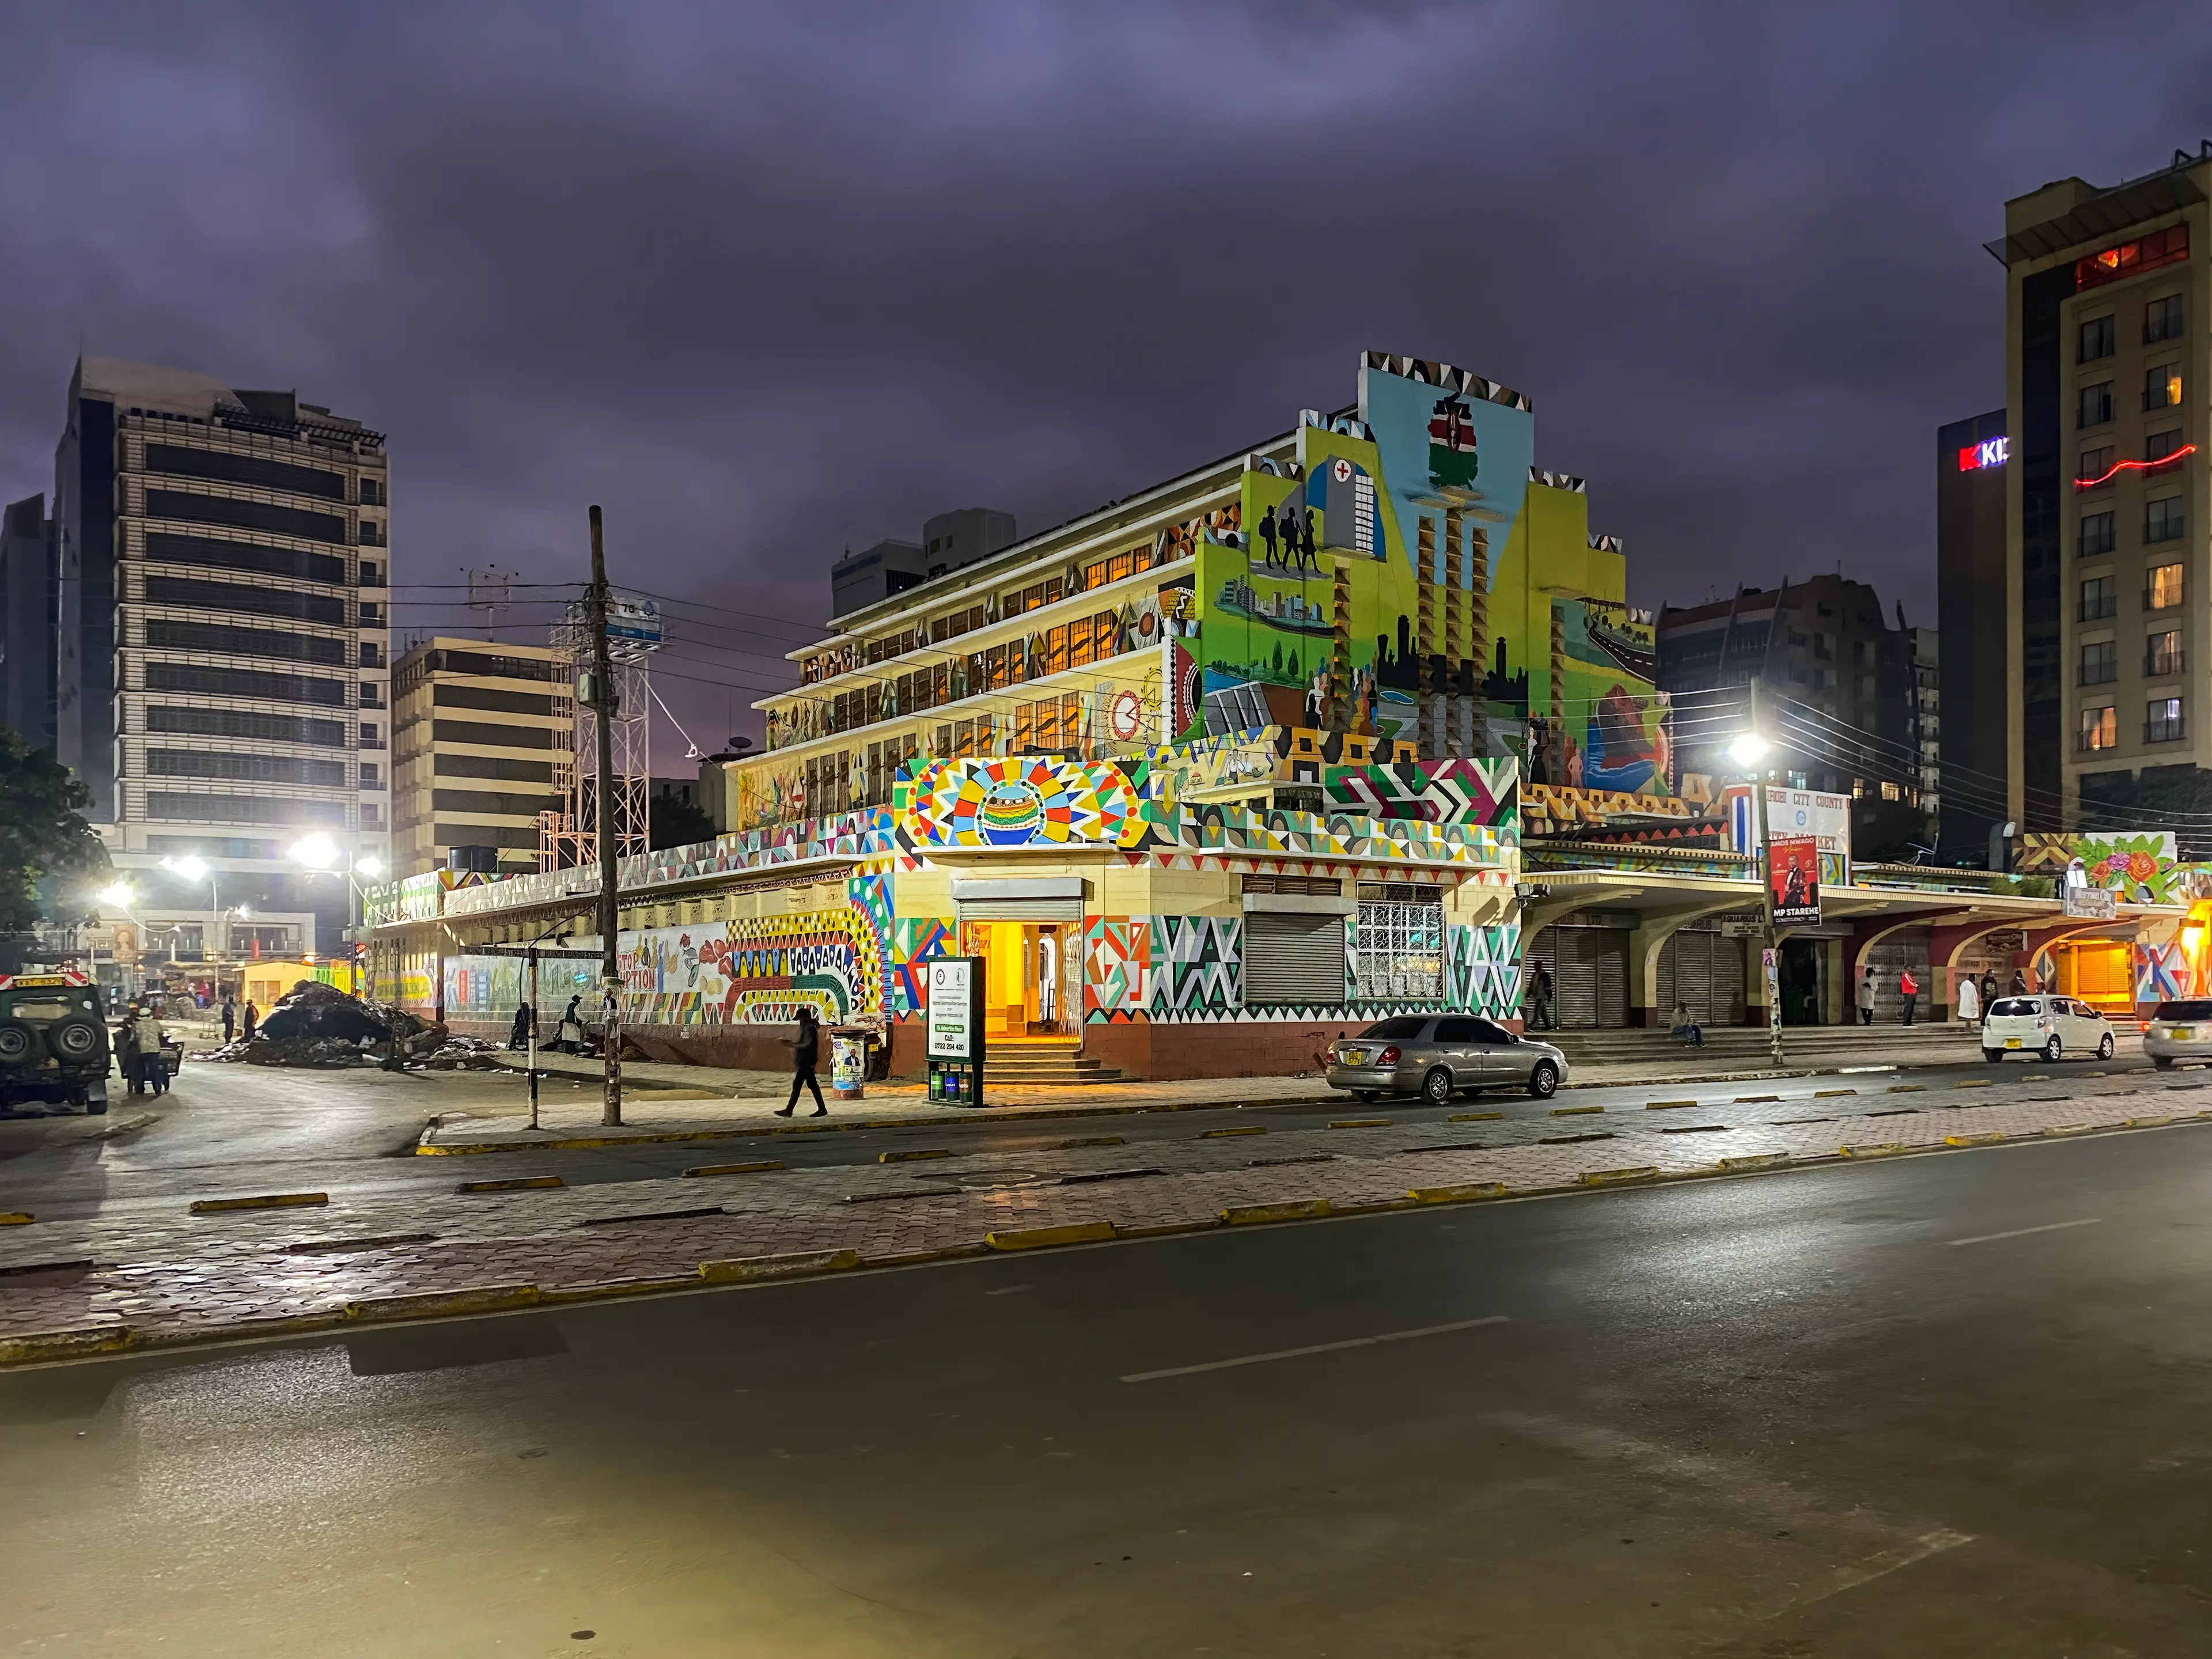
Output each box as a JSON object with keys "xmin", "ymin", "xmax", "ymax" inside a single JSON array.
[
  {"xmin": 1857, "ymin": 965, "xmax": 2028, "ymax": 1027},
  {"xmin": 506, "ymin": 997, "xmax": 592, "ymax": 1054}
]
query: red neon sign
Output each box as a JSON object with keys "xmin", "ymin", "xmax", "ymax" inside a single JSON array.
[
  {"xmin": 1957, "ymin": 436, "xmax": 2009, "ymax": 471},
  {"xmin": 2076, "ymin": 445, "xmax": 2197, "ymax": 489}
]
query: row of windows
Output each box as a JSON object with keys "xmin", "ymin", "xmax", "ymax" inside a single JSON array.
[
  {"xmin": 2077, "ymin": 499, "xmax": 2187, "ymax": 554},
  {"xmin": 143, "ymin": 748, "xmax": 349, "ymax": 786},
  {"xmin": 145, "ymin": 618, "xmax": 349, "ymax": 666},
  {"xmin": 143, "ymin": 661, "xmax": 351, "ymax": 708},
  {"xmin": 427, "ymin": 683, "xmax": 557, "ymax": 717},
  {"xmin": 2077, "ymin": 565, "xmax": 2185, "ymax": 619},
  {"xmin": 142, "ymin": 791, "xmax": 350, "ymax": 827},
  {"xmin": 144, "ymin": 488, "xmax": 351, "ymax": 548},
  {"xmin": 425, "ymin": 717, "xmax": 559, "ymax": 750},
  {"xmin": 143, "ymin": 574, "xmax": 349, "ymax": 626},
  {"xmin": 145, "ymin": 704, "xmax": 349, "ymax": 747},
  {"xmin": 2078, "ymin": 428, "xmax": 2188, "ymax": 486},
  {"xmin": 2077, "ymin": 366, "xmax": 2185, "ymax": 427},
  {"xmin": 2080, "ymin": 698, "xmax": 2186, "ymax": 749},
  {"xmin": 2079, "ymin": 631, "xmax": 2184, "ymax": 684},
  {"xmin": 141, "ymin": 530, "xmax": 350, "ymax": 587},
  {"xmin": 433, "ymin": 751, "xmax": 555, "ymax": 784},
  {"xmin": 143, "ymin": 442, "xmax": 348, "ymax": 502},
  {"xmin": 2078, "ymin": 294, "xmax": 2187, "ymax": 363}
]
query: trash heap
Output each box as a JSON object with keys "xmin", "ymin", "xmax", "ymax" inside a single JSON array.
[
  {"xmin": 200, "ymin": 980, "xmax": 449, "ymax": 1068},
  {"xmin": 418, "ymin": 1035, "xmax": 506, "ymax": 1072}
]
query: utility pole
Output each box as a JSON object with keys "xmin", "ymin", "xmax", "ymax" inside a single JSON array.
[
  {"xmin": 1749, "ymin": 681, "xmax": 1783, "ymax": 1069},
  {"xmin": 588, "ymin": 505, "xmax": 623, "ymax": 1127}
]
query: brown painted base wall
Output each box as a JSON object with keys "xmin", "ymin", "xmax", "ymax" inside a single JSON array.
[{"xmin": 621, "ymin": 1024, "xmax": 798, "ymax": 1073}]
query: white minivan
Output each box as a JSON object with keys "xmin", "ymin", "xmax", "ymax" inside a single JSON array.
[{"xmin": 1980, "ymin": 993, "xmax": 2115, "ymax": 1063}]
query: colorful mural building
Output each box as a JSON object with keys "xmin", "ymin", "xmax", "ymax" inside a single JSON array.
[{"xmin": 362, "ymin": 353, "xmax": 2212, "ymax": 1074}]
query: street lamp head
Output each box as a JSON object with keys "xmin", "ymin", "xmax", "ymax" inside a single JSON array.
[
  {"xmin": 289, "ymin": 834, "xmax": 339, "ymax": 872},
  {"xmin": 356, "ymin": 854, "xmax": 384, "ymax": 880},
  {"xmin": 1727, "ymin": 733, "xmax": 1771, "ymax": 770},
  {"xmin": 165, "ymin": 854, "xmax": 208, "ymax": 882},
  {"xmin": 97, "ymin": 880, "xmax": 134, "ymax": 910}
]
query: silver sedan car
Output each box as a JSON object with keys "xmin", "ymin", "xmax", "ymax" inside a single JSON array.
[
  {"xmin": 1327, "ymin": 1014, "xmax": 1568, "ymax": 1104},
  {"xmin": 2143, "ymin": 998, "xmax": 2212, "ymax": 1069}
]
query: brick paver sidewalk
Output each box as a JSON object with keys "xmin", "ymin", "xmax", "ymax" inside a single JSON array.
[{"xmin": 3, "ymin": 1071, "xmax": 2204, "ymax": 1365}]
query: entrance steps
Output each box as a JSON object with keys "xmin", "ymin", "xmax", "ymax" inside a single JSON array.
[
  {"xmin": 1542, "ymin": 1022, "xmax": 1984, "ymax": 1071},
  {"xmin": 983, "ymin": 1039, "xmax": 1126, "ymax": 1086}
]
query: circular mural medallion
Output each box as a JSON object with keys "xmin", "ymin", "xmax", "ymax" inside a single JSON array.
[
  {"xmin": 977, "ymin": 779, "xmax": 1045, "ymax": 844},
  {"xmin": 1109, "ymin": 688, "xmax": 1145, "ymax": 741}
]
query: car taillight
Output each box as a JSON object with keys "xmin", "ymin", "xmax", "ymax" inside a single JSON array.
[{"xmin": 1376, "ymin": 1046, "xmax": 1400, "ymax": 1065}]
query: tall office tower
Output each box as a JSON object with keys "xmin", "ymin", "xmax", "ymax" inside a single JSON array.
[
  {"xmin": 56, "ymin": 355, "xmax": 391, "ymax": 962},
  {"xmin": 391, "ymin": 637, "xmax": 569, "ymax": 878},
  {"xmin": 0, "ymin": 494, "xmax": 59, "ymax": 751},
  {"xmin": 1987, "ymin": 145, "xmax": 2211, "ymax": 837},
  {"xmin": 1936, "ymin": 410, "xmax": 2008, "ymax": 857}
]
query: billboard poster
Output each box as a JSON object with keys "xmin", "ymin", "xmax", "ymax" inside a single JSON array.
[
  {"xmin": 1768, "ymin": 834, "xmax": 1821, "ymax": 926},
  {"xmin": 927, "ymin": 959, "xmax": 976, "ymax": 1059}
]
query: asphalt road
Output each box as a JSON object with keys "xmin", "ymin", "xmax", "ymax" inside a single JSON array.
[
  {"xmin": 0, "ymin": 1047, "xmax": 2181, "ymax": 1225},
  {"xmin": 3, "ymin": 1117, "xmax": 2209, "ymax": 1655}
]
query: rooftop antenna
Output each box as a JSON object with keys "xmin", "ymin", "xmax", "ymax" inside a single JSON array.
[{"xmin": 465, "ymin": 565, "xmax": 517, "ymax": 639}]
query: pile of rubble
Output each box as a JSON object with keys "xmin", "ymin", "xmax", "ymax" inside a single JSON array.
[
  {"xmin": 417, "ymin": 1035, "xmax": 507, "ymax": 1073},
  {"xmin": 199, "ymin": 980, "xmax": 451, "ymax": 1069}
]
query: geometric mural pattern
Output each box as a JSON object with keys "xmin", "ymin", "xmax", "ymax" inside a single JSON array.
[
  {"xmin": 1082, "ymin": 915, "xmax": 1152, "ymax": 1021},
  {"xmin": 902, "ymin": 755, "xmax": 1139, "ymax": 849},
  {"xmin": 1151, "ymin": 914, "xmax": 1241, "ymax": 1014},
  {"xmin": 891, "ymin": 915, "xmax": 955, "ymax": 1018},
  {"xmin": 1448, "ymin": 921, "xmax": 1522, "ymax": 1021},
  {"xmin": 1324, "ymin": 757, "xmax": 1519, "ymax": 829}
]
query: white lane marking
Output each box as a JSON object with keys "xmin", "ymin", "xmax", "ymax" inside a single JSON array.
[
  {"xmin": 1774, "ymin": 1527, "xmax": 1975, "ymax": 1616},
  {"xmin": 1945, "ymin": 1218, "xmax": 2101, "ymax": 1247},
  {"xmin": 1120, "ymin": 1315, "xmax": 1509, "ymax": 1383}
]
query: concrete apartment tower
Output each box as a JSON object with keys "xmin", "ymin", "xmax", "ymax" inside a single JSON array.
[
  {"xmin": 1989, "ymin": 145, "xmax": 2211, "ymax": 838},
  {"xmin": 391, "ymin": 637, "xmax": 569, "ymax": 878},
  {"xmin": 56, "ymin": 356, "xmax": 391, "ymax": 976}
]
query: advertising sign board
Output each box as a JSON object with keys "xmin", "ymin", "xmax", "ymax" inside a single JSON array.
[
  {"xmin": 927, "ymin": 960, "xmax": 975, "ymax": 1059},
  {"xmin": 1768, "ymin": 834, "xmax": 1821, "ymax": 926}
]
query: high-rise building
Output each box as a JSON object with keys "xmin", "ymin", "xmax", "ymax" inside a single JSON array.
[
  {"xmin": 1987, "ymin": 144, "xmax": 2211, "ymax": 839},
  {"xmin": 0, "ymin": 493, "xmax": 58, "ymax": 751},
  {"xmin": 1936, "ymin": 410, "xmax": 2008, "ymax": 857},
  {"xmin": 391, "ymin": 637, "xmax": 568, "ymax": 878},
  {"xmin": 829, "ymin": 506, "xmax": 1016, "ymax": 617},
  {"xmin": 56, "ymin": 355, "xmax": 391, "ymax": 969}
]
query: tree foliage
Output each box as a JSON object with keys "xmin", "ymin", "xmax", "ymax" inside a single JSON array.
[{"xmin": 0, "ymin": 728, "xmax": 109, "ymax": 935}]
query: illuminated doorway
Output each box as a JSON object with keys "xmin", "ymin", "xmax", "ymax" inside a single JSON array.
[{"xmin": 960, "ymin": 920, "xmax": 1083, "ymax": 1039}]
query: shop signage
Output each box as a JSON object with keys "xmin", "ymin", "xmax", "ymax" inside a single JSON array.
[
  {"xmin": 1956, "ymin": 437, "xmax": 2009, "ymax": 472},
  {"xmin": 927, "ymin": 960, "xmax": 975, "ymax": 1059},
  {"xmin": 2063, "ymin": 884, "xmax": 2117, "ymax": 919}
]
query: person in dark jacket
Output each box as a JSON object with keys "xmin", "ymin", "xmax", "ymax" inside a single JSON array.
[
  {"xmin": 774, "ymin": 1006, "xmax": 827, "ymax": 1118},
  {"xmin": 508, "ymin": 1001, "xmax": 534, "ymax": 1051},
  {"xmin": 241, "ymin": 1000, "xmax": 259, "ymax": 1041},
  {"xmin": 221, "ymin": 995, "xmax": 236, "ymax": 1044}
]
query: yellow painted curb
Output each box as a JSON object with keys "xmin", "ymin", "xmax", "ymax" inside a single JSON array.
[
  {"xmin": 1328, "ymin": 1118, "xmax": 1392, "ymax": 1129},
  {"xmin": 1550, "ymin": 1104, "xmax": 1603, "ymax": 1116},
  {"xmin": 0, "ymin": 1212, "xmax": 32, "ymax": 1226},
  {"xmin": 1449, "ymin": 1110, "xmax": 1504, "ymax": 1122},
  {"xmin": 457, "ymin": 1175, "xmax": 564, "ymax": 1193},
  {"xmin": 1221, "ymin": 1198, "xmax": 1334, "ymax": 1225},
  {"xmin": 683, "ymin": 1160, "xmax": 784, "ymax": 1176},
  {"xmin": 1200, "ymin": 1125, "xmax": 1266, "ymax": 1138},
  {"xmin": 190, "ymin": 1192, "xmax": 329, "ymax": 1214},
  {"xmin": 345, "ymin": 1283, "xmax": 541, "ymax": 1323},
  {"xmin": 1408, "ymin": 1181, "xmax": 1508, "ymax": 1204},
  {"xmin": 1813, "ymin": 1089, "xmax": 1857, "ymax": 1098},
  {"xmin": 698, "ymin": 1248, "xmax": 860, "ymax": 1283},
  {"xmin": 1733, "ymin": 1094, "xmax": 1779, "ymax": 1104},
  {"xmin": 1887, "ymin": 1084, "xmax": 1926, "ymax": 1094},
  {"xmin": 985, "ymin": 1221, "xmax": 1118, "ymax": 1251},
  {"xmin": 1952, "ymin": 1080, "xmax": 1993, "ymax": 1089},
  {"xmin": 1840, "ymin": 1142, "xmax": 1910, "ymax": 1158},
  {"xmin": 1944, "ymin": 1132, "xmax": 2003, "ymax": 1146},
  {"xmin": 878, "ymin": 1148, "xmax": 951, "ymax": 1164},
  {"xmin": 2126, "ymin": 1115, "xmax": 2176, "ymax": 1128},
  {"xmin": 0, "ymin": 1325, "xmax": 133, "ymax": 1366},
  {"xmin": 1717, "ymin": 1152, "xmax": 1791, "ymax": 1172},
  {"xmin": 1646, "ymin": 1100, "xmax": 1698, "ymax": 1109},
  {"xmin": 1058, "ymin": 1135, "xmax": 1126, "ymax": 1149},
  {"xmin": 1579, "ymin": 1166, "xmax": 1660, "ymax": 1187}
]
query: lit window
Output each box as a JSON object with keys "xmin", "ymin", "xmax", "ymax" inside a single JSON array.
[
  {"xmin": 2078, "ymin": 382, "xmax": 2113, "ymax": 428},
  {"xmin": 2148, "ymin": 697, "xmax": 2186, "ymax": 743},
  {"xmin": 2145, "ymin": 363, "xmax": 2183, "ymax": 410},
  {"xmin": 2147, "ymin": 498, "xmax": 2186, "ymax": 545},
  {"xmin": 2148, "ymin": 630, "xmax": 2183, "ymax": 677},
  {"xmin": 2075, "ymin": 222, "xmax": 2190, "ymax": 290},
  {"xmin": 2079, "ymin": 510, "xmax": 2115, "ymax": 556},
  {"xmin": 2150, "ymin": 563, "xmax": 2186, "ymax": 609},
  {"xmin": 2147, "ymin": 294, "xmax": 2184, "ymax": 343},
  {"xmin": 2080, "ymin": 315, "xmax": 2116, "ymax": 362},
  {"xmin": 2081, "ymin": 706, "xmax": 2118, "ymax": 750}
]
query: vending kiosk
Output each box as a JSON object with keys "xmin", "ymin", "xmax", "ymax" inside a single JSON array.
[{"xmin": 926, "ymin": 956, "xmax": 987, "ymax": 1106}]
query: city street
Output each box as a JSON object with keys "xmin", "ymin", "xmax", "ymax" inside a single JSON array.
[{"xmin": 3, "ymin": 1108, "xmax": 2210, "ymax": 1655}]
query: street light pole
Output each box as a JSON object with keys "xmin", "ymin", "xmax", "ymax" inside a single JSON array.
[
  {"xmin": 1733, "ymin": 684, "xmax": 1784, "ymax": 1070},
  {"xmin": 587, "ymin": 505, "xmax": 623, "ymax": 1128}
]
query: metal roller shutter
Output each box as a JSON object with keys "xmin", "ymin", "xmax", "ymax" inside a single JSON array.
[
  {"xmin": 953, "ymin": 896, "xmax": 1085, "ymax": 924},
  {"xmin": 1592, "ymin": 930, "xmax": 1628, "ymax": 1027},
  {"xmin": 1244, "ymin": 911, "xmax": 1347, "ymax": 1005}
]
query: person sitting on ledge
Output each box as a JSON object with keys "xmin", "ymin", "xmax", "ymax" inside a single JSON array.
[{"xmin": 1669, "ymin": 999, "xmax": 1703, "ymax": 1047}]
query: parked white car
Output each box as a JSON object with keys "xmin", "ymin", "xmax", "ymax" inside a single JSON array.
[
  {"xmin": 1980, "ymin": 993, "xmax": 2115, "ymax": 1063},
  {"xmin": 2142, "ymin": 999, "xmax": 2212, "ymax": 1069}
]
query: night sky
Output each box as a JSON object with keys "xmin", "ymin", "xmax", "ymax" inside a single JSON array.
[{"xmin": 4, "ymin": 4, "xmax": 2209, "ymax": 755}]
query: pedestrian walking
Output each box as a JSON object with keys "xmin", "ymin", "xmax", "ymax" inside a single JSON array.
[
  {"xmin": 1857, "ymin": 968, "xmax": 1876, "ymax": 1027},
  {"xmin": 220, "ymin": 994, "xmax": 236, "ymax": 1044},
  {"xmin": 114, "ymin": 1006, "xmax": 143, "ymax": 1096},
  {"xmin": 774, "ymin": 1006, "xmax": 827, "ymax": 1118},
  {"xmin": 241, "ymin": 1000, "xmax": 259, "ymax": 1042},
  {"xmin": 1527, "ymin": 960, "xmax": 1555, "ymax": 1031},
  {"xmin": 1899, "ymin": 968, "xmax": 1919, "ymax": 1025},
  {"xmin": 1955, "ymin": 973, "xmax": 1980, "ymax": 1025},
  {"xmin": 132, "ymin": 1004, "xmax": 169, "ymax": 1096},
  {"xmin": 508, "ymin": 1000, "xmax": 535, "ymax": 1051}
]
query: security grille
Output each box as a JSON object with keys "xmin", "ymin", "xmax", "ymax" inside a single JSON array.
[{"xmin": 1245, "ymin": 911, "xmax": 1347, "ymax": 1005}]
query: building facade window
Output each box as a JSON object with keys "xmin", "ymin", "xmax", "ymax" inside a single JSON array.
[
  {"xmin": 2147, "ymin": 629, "xmax": 2184, "ymax": 677},
  {"xmin": 2079, "ymin": 510, "xmax": 2116, "ymax": 556},
  {"xmin": 2080, "ymin": 639, "xmax": 2118, "ymax": 685},
  {"xmin": 2147, "ymin": 497, "xmax": 2186, "ymax": 544},
  {"xmin": 2080, "ymin": 705, "xmax": 2118, "ymax": 751},
  {"xmin": 2148, "ymin": 696, "xmax": 2186, "ymax": 743},
  {"xmin": 2146, "ymin": 293, "xmax": 2185, "ymax": 343},
  {"xmin": 2149, "ymin": 563, "xmax": 2186, "ymax": 610},
  {"xmin": 2080, "ymin": 575, "xmax": 2118, "ymax": 620},
  {"xmin": 2080, "ymin": 314, "xmax": 2115, "ymax": 361},
  {"xmin": 2145, "ymin": 427, "xmax": 2187, "ymax": 464},
  {"xmin": 2078, "ymin": 381, "xmax": 2113, "ymax": 428},
  {"xmin": 2145, "ymin": 363, "xmax": 2183, "ymax": 411},
  {"xmin": 2074, "ymin": 221, "xmax": 2189, "ymax": 290},
  {"xmin": 2078, "ymin": 445, "xmax": 2115, "ymax": 486}
]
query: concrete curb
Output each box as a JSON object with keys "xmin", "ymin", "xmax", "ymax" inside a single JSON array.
[
  {"xmin": 1580, "ymin": 1166, "xmax": 1660, "ymax": 1187},
  {"xmin": 345, "ymin": 1283, "xmax": 541, "ymax": 1323},
  {"xmin": 681, "ymin": 1161, "xmax": 784, "ymax": 1177},
  {"xmin": 984, "ymin": 1221, "xmax": 1118, "ymax": 1251},
  {"xmin": 696, "ymin": 1248, "xmax": 860, "ymax": 1284},
  {"xmin": 188, "ymin": 1192, "xmax": 328, "ymax": 1214},
  {"xmin": 1221, "ymin": 1198, "xmax": 1334, "ymax": 1225},
  {"xmin": 457, "ymin": 1175, "xmax": 563, "ymax": 1194},
  {"xmin": 0, "ymin": 1213, "xmax": 32, "ymax": 1226}
]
